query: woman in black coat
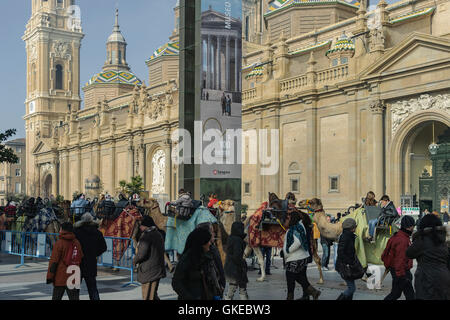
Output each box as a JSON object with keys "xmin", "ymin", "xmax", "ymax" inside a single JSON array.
[
  {"xmin": 406, "ymin": 214, "xmax": 450, "ymax": 300},
  {"xmin": 73, "ymin": 213, "xmax": 107, "ymax": 300},
  {"xmin": 172, "ymin": 228, "xmax": 223, "ymax": 300},
  {"xmin": 224, "ymin": 221, "xmax": 248, "ymax": 300}
]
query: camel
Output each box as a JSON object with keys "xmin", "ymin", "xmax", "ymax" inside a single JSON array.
[
  {"xmin": 298, "ymin": 198, "xmax": 400, "ymax": 287},
  {"xmin": 211, "ymin": 199, "xmax": 236, "ymax": 263},
  {"xmin": 241, "ymin": 192, "xmax": 322, "ymax": 282}
]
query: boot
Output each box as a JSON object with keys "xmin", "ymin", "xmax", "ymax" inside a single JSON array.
[
  {"xmin": 286, "ymin": 292, "xmax": 294, "ymax": 300},
  {"xmin": 239, "ymin": 287, "xmax": 249, "ymax": 300},
  {"xmin": 336, "ymin": 293, "xmax": 345, "ymax": 300},
  {"xmin": 225, "ymin": 284, "xmax": 238, "ymax": 300},
  {"xmin": 306, "ymin": 285, "xmax": 321, "ymax": 300},
  {"xmin": 298, "ymin": 294, "xmax": 310, "ymax": 301}
]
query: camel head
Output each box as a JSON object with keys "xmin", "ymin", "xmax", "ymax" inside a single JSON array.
[
  {"xmin": 298, "ymin": 198, "xmax": 323, "ymax": 213},
  {"xmin": 285, "ymin": 192, "xmax": 297, "ymax": 205},
  {"xmin": 218, "ymin": 199, "xmax": 235, "ymax": 215}
]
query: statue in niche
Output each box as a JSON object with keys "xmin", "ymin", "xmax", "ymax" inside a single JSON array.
[{"xmin": 151, "ymin": 150, "xmax": 165, "ymax": 195}]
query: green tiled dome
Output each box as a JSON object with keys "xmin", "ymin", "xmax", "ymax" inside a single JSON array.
[
  {"xmin": 86, "ymin": 70, "xmax": 142, "ymax": 87},
  {"xmin": 326, "ymin": 33, "xmax": 355, "ymax": 56}
]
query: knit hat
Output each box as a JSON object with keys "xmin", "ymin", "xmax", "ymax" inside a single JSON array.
[
  {"xmin": 342, "ymin": 218, "xmax": 357, "ymax": 230},
  {"xmin": 81, "ymin": 212, "xmax": 94, "ymax": 223},
  {"xmin": 141, "ymin": 216, "xmax": 156, "ymax": 228},
  {"xmin": 401, "ymin": 215, "xmax": 416, "ymax": 229}
]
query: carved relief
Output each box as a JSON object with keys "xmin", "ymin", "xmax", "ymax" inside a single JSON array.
[
  {"xmin": 390, "ymin": 94, "xmax": 450, "ymax": 136},
  {"xmin": 151, "ymin": 150, "xmax": 165, "ymax": 195},
  {"xmin": 30, "ymin": 43, "xmax": 38, "ymax": 61},
  {"xmin": 369, "ymin": 99, "xmax": 386, "ymax": 114},
  {"xmin": 369, "ymin": 28, "xmax": 385, "ymax": 51},
  {"xmin": 52, "ymin": 41, "xmax": 71, "ymax": 59}
]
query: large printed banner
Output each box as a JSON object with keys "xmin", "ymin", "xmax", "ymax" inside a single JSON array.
[{"xmin": 199, "ymin": 0, "xmax": 242, "ymax": 183}]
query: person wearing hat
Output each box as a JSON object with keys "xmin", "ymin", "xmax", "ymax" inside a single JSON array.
[
  {"xmin": 336, "ymin": 218, "xmax": 361, "ymax": 300},
  {"xmin": 381, "ymin": 215, "xmax": 416, "ymax": 300},
  {"xmin": 133, "ymin": 216, "xmax": 166, "ymax": 300},
  {"xmin": 172, "ymin": 228, "xmax": 223, "ymax": 300},
  {"xmin": 73, "ymin": 213, "xmax": 107, "ymax": 300}
]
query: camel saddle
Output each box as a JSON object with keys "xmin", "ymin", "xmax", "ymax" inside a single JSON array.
[{"xmin": 261, "ymin": 199, "xmax": 289, "ymax": 228}]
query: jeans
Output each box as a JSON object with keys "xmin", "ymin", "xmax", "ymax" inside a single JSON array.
[
  {"xmin": 83, "ymin": 276, "xmax": 100, "ymax": 301},
  {"xmin": 286, "ymin": 268, "xmax": 310, "ymax": 296},
  {"xmin": 384, "ymin": 269, "xmax": 415, "ymax": 300},
  {"xmin": 52, "ymin": 286, "xmax": 80, "ymax": 300},
  {"xmin": 261, "ymin": 247, "xmax": 272, "ymax": 273},
  {"xmin": 343, "ymin": 279, "xmax": 356, "ymax": 299},
  {"xmin": 368, "ymin": 219, "xmax": 378, "ymax": 237},
  {"xmin": 321, "ymin": 242, "xmax": 330, "ymax": 268},
  {"xmin": 333, "ymin": 243, "xmax": 338, "ymax": 269}
]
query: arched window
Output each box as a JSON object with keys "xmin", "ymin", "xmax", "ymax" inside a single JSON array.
[{"xmin": 55, "ymin": 64, "xmax": 63, "ymax": 90}]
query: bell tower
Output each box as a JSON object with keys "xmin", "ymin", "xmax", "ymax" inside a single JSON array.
[{"xmin": 23, "ymin": 0, "xmax": 84, "ymax": 196}]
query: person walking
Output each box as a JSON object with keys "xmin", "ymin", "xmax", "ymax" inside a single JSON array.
[
  {"xmin": 224, "ymin": 221, "xmax": 249, "ymax": 300},
  {"xmin": 443, "ymin": 211, "xmax": 449, "ymax": 225},
  {"xmin": 320, "ymin": 216, "xmax": 334, "ymax": 271},
  {"xmin": 73, "ymin": 213, "xmax": 107, "ymax": 300},
  {"xmin": 133, "ymin": 216, "xmax": 166, "ymax": 300},
  {"xmin": 46, "ymin": 222, "xmax": 84, "ymax": 300},
  {"xmin": 172, "ymin": 228, "xmax": 223, "ymax": 300},
  {"xmin": 406, "ymin": 214, "xmax": 450, "ymax": 300},
  {"xmin": 284, "ymin": 213, "xmax": 321, "ymax": 300},
  {"xmin": 221, "ymin": 93, "xmax": 227, "ymax": 116},
  {"xmin": 226, "ymin": 95, "xmax": 232, "ymax": 116},
  {"xmin": 259, "ymin": 246, "xmax": 272, "ymax": 276},
  {"xmin": 381, "ymin": 215, "xmax": 416, "ymax": 300},
  {"xmin": 335, "ymin": 218, "xmax": 364, "ymax": 300}
]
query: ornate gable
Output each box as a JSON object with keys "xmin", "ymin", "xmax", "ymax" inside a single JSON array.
[
  {"xmin": 32, "ymin": 139, "xmax": 53, "ymax": 155},
  {"xmin": 361, "ymin": 32, "xmax": 450, "ymax": 80}
]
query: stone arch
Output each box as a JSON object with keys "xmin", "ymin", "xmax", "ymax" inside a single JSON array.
[
  {"xmin": 43, "ymin": 174, "xmax": 53, "ymax": 199},
  {"xmin": 388, "ymin": 109, "xmax": 450, "ymax": 206}
]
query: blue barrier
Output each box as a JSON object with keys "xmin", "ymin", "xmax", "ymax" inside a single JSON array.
[{"xmin": 0, "ymin": 230, "xmax": 139, "ymax": 287}]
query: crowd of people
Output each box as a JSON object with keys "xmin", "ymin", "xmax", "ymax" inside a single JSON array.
[{"xmin": 3, "ymin": 188, "xmax": 449, "ymax": 300}]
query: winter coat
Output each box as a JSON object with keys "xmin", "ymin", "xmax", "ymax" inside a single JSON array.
[
  {"xmin": 172, "ymin": 249, "xmax": 221, "ymax": 300},
  {"xmin": 47, "ymin": 231, "xmax": 84, "ymax": 287},
  {"xmin": 224, "ymin": 222, "xmax": 248, "ymax": 285},
  {"xmin": 379, "ymin": 201, "xmax": 399, "ymax": 221},
  {"xmin": 381, "ymin": 229, "xmax": 413, "ymax": 277},
  {"xmin": 336, "ymin": 229, "xmax": 357, "ymax": 267},
  {"xmin": 210, "ymin": 244, "xmax": 226, "ymax": 290},
  {"xmin": 71, "ymin": 199, "xmax": 89, "ymax": 215},
  {"xmin": 283, "ymin": 221, "xmax": 310, "ymax": 263},
  {"xmin": 133, "ymin": 226, "xmax": 166, "ymax": 284},
  {"xmin": 114, "ymin": 199, "xmax": 129, "ymax": 217},
  {"xmin": 171, "ymin": 193, "xmax": 193, "ymax": 217},
  {"xmin": 406, "ymin": 228, "xmax": 450, "ymax": 300},
  {"xmin": 73, "ymin": 221, "xmax": 107, "ymax": 278}
]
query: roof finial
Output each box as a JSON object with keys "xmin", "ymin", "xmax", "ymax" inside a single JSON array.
[{"xmin": 115, "ymin": 8, "xmax": 119, "ymax": 28}]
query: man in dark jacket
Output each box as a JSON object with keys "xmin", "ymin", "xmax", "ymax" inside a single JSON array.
[
  {"xmin": 406, "ymin": 214, "xmax": 450, "ymax": 300},
  {"xmin": 133, "ymin": 216, "xmax": 166, "ymax": 300},
  {"xmin": 368, "ymin": 195, "xmax": 399, "ymax": 240},
  {"xmin": 113, "ymin": 194, "xmax": 129, "ymax": 219},
  {"xmin": 224, "ymin": 221, "xmax": 249, "ymax": 300},
  {"xmin": 73, "ymin": 213, "xmax": 107, "ymax": 300},
  {"xmin": 382, "ymin": 215, "xmax": 415, "ymax": 300}
]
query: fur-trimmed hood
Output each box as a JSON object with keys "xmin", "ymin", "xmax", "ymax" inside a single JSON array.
[{"xmin": 74, "ymin": 220, "xmax": 100, "ymax": 229}]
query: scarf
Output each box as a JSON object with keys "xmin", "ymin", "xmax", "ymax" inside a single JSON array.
[{"xmin": 286, "ymin": 221, "xmax": 309, "ymax": 254}]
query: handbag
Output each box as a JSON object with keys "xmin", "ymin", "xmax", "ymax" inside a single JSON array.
[{"xmin": 338, "ymin": 257, "xmax": 365, "ymax": 280}]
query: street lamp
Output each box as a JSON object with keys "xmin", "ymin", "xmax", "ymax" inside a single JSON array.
[{"xmin": 428, "ymin": 121, "xmax": 439, "ymax": 155}]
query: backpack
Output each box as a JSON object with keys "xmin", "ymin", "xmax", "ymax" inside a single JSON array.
[{"xmin": 64, "ymin": 240, "xmax": 83, "ymax": 266}]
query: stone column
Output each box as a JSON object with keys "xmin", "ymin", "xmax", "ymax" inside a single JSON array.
[
  {"xmin": 235, "ymin": 37, "xmax": 239, "ymax": 92},
  {"xmin": 128, "ymin": 139, "xmax": 134, "ymax": 180},
  {"xmin": 111, "ymin": 141, "xmax": 116, "ymax": 195},
  {"xmin": 77, "ymin": 148, "xmax": 82, "ymax": 193},
  {"xmin": 217, "ymin": 36, "xmax": 222, "ymax": 91},
  {"xmin": 226, "ymin": 36, "xmax": 230, "ymax": 91},
  {"xmin": 65, "ymin": 151, "xmax": 70, "ymax": 199},
  {"xmin": 207, "ymin": 34, "xmax": 212, "ymax": 90},
  {"xmin": 52, "ymin": 160, "xmax": 58, "ymax": 197},
  {"xmin": 370, "ymin": 100, "xmax": 385, "ymax": 198},
  {"xmin": 163, "ymin": 140, "xmax": 172, "ymax": 197},
  {"xmin": 138, "ymin": 143, "xmax": 145, "ymax": 181}
]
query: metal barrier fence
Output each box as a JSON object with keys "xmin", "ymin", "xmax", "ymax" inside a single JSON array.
[{"xmin": 0, "ymin": 230, "xmax": 139, "ymax": 287}]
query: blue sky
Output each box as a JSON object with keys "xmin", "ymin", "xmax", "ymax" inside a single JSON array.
[
  {"xmin": 0, "ymin": 0, "xmax": 399, "ymax": 140},
  {"xmin": 0, "ymin": 0, "xmax": 178, "ymax": 139}
]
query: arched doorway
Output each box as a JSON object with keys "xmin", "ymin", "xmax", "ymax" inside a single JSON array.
[
  {"xmin": 390, "ymin": 109, "xmax": 450, "ymax": 210},
  {"xmin": 43, "ymin": 174, "xmax": 52, "ymax": 198}
]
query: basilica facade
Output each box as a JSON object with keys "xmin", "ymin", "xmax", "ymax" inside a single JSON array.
[{"xmin": 24, "ymin": 0, "xmax": 450, "ymax": 214}]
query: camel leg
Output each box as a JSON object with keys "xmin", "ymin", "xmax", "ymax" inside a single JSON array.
[
  {"xmin": 164, "ymin": 253, "xmax": 174, "ymax": 273},
  {"xmin": 253, "ymin": 247, "xmax": 266, "ymax": 282},
  {"xmin": 313, "ymin": 240, "xmax": 324, "ymax": 284}
]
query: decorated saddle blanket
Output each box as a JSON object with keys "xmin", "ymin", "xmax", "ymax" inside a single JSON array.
[
  {"xmin": 248, "ymin": 202, "xmax": 287, "ymax": 249},
  {"xmin": 165, "ymin": 206, "xmax": 217, "ymax": 254},
  {"xmin": 24, "ymin": 208, "xmax": 58, "ymax": 233},
  {"xmin": 100, "ymin": 206, "xmax": 142, "ymax": 261}
]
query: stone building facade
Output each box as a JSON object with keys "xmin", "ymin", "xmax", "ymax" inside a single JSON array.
[
  {"xmin": 0, "ymin": 139, "xmax": 26, "ymax": 205},
  {"xmin": 241, "ymin": 0, "xmax": 450, "ymax": 212}
]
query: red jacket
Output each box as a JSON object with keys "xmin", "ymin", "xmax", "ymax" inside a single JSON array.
[
  {"xmin": 381, "ymin": 230, "xmax": 413, "ymax": 277},
  {"xmin": 207, "ymin": 199, "xmax": 218, "ymax": 208}
]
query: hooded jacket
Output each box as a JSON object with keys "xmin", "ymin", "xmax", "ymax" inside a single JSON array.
[
  {"xmin": 381, "ymin": 229, "xmax": 413, "ymax": 277},
  {"xmin": 224, "ymin": 222, "xmax": 248, "ymax": 285},
  {"xmin": 73, "ymin": 221, "xmax": 107, "ymax": 278},
  {"xmin": 47, "ymin": 231, "xmax": 84, "ymax": 287},
  {"xmin": 406, "ymin": 227, "xmax": 450, "ymax": 300}
]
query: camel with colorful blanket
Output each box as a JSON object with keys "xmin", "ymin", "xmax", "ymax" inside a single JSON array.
[
  {"xmin": 298, "ymin": 198, "xmax": 401, "ymax": 287},
  {"xmin": 242, "ymin": 193, "xmax": 324, "ymax": 283}
]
